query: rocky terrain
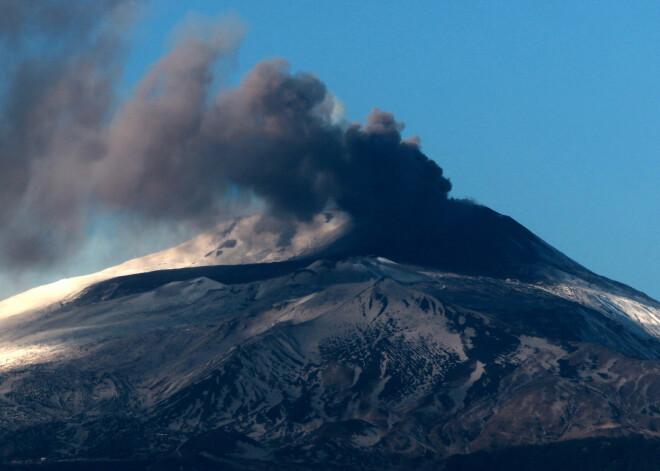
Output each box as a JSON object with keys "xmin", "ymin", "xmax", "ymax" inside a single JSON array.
[{"xmin": 0, "ymin": 208, "xmax": 659, "ymax": 470}]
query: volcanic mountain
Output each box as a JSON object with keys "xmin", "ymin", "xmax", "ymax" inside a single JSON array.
[{"xmin": 0, "ymin": 201, "xmax": 659, "ymax": 470}]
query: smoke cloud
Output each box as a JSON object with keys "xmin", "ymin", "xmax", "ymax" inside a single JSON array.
[
  {"xmin": 0, "ymin": 0, "xmax": 135, "ymax": 266},
  {"xmin": 0, "ymin": 4, "xmax": 454, "ymax": 272}
]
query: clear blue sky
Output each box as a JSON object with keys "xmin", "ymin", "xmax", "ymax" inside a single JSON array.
[{"xmin": 3, "ymin": 1, "xmax": 659, "ymax": 300}]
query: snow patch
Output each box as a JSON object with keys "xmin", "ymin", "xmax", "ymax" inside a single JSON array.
[
  {"xmin": 448, "ymin": 360, "xmax": 485, "ymax": 409},
  {"xmin": 0, "ymin": 212, "xmax": 350, "ymax": 319},
  {"xmin": 541, "ymin": 282, "xmax": 660, "ymax": 339}
]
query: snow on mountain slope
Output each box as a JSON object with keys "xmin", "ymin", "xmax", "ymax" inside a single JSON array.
[
  {"xmin": 0, "ymin": 212, "xmax": 350, "ymax": 320},
  {"xmin": 0, "ymin": 255, "xmax": 659, "ymax": 469},
  {"xmin": 539, "ymin": 279, "xmax": 660, "ymax": 339},
  {"xmin": 0, "ymin": 205, "xmax": 659, "ymax": 468}
]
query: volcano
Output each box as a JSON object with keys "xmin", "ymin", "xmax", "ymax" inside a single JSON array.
[{"xmin": 0, "ymin": 202, "xmax": 659, "ymax": 470}]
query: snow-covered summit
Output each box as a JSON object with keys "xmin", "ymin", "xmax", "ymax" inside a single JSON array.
[
  {"xmin": 0, "ymin": 211, "xmax": 351, "ymax": 319},
  {"xmin": 0, "ymin": 205, "xmax": 659, "ymax": 468}
]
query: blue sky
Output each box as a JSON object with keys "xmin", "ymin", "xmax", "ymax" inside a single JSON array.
[
  {"xmin": 127, "ymin": 1, "xmax": 658, "ymax": 298},
  {"xmin": 2, "ymin": 1, "xmax": 658, "ymax": 300}
]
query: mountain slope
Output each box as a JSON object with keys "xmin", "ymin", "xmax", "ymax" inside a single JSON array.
[
  {"xmin": 0, "ymin": 212, "xmax": 349, "ymax": 320},
  {"xmin": 0, "ymin": 205, "xmax": 658, "ymax": 469}
]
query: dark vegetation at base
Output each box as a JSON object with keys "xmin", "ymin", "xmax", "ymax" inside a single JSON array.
[
  {"xmin": 444, "ymin": 434, "xmax": 660, "ymax": 471},
  {"xmin": 5, "ymin": 435, "xmax": 660, "ymax": 471},
  {"xmin": 0, "ymin": 462, "xmax": 154, "ymax": 471}
]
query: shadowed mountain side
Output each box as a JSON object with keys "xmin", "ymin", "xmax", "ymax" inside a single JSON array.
[
  {"xmin": 319, "ymin": 201, "xmax": 657, "ymax": 307},
  {"xmin": 320, "ymin": 201, "xmax": 582, "ymax": 280}
]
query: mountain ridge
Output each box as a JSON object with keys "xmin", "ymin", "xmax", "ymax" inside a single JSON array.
[{"xmin": 0, "ymin": 203, "xmax": 658, "ymax": 470}]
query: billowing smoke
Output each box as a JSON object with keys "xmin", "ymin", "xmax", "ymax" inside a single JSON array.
[
  {"xmin": 0, "ymin": 4, "xmax": 454, "ymax": 271},
  {"xmin": 0, "ymin": 0, "xmax": 135, "ymax": 265}
]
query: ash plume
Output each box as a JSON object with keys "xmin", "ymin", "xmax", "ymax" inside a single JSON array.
[
  {"xmin": 0, "ymin": 0, "xmax": 135, "ymax": 266},
  {"xmin": 1, "ymin": 7, "xmax": 455, "ymax": 271}
]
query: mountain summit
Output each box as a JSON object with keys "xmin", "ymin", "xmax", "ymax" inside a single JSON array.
[{"xmin": 0, "ymin": 204, "xmax": 659, "ymax": 470}]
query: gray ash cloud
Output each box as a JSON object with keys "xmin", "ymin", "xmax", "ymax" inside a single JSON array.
[
  {"xmin": 0, "ymin": 0, "xmax": 135, "ymax": 266},
  {"xmin": 0, "ymin": 5, "xmax": 453, "ymax": 270}
]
